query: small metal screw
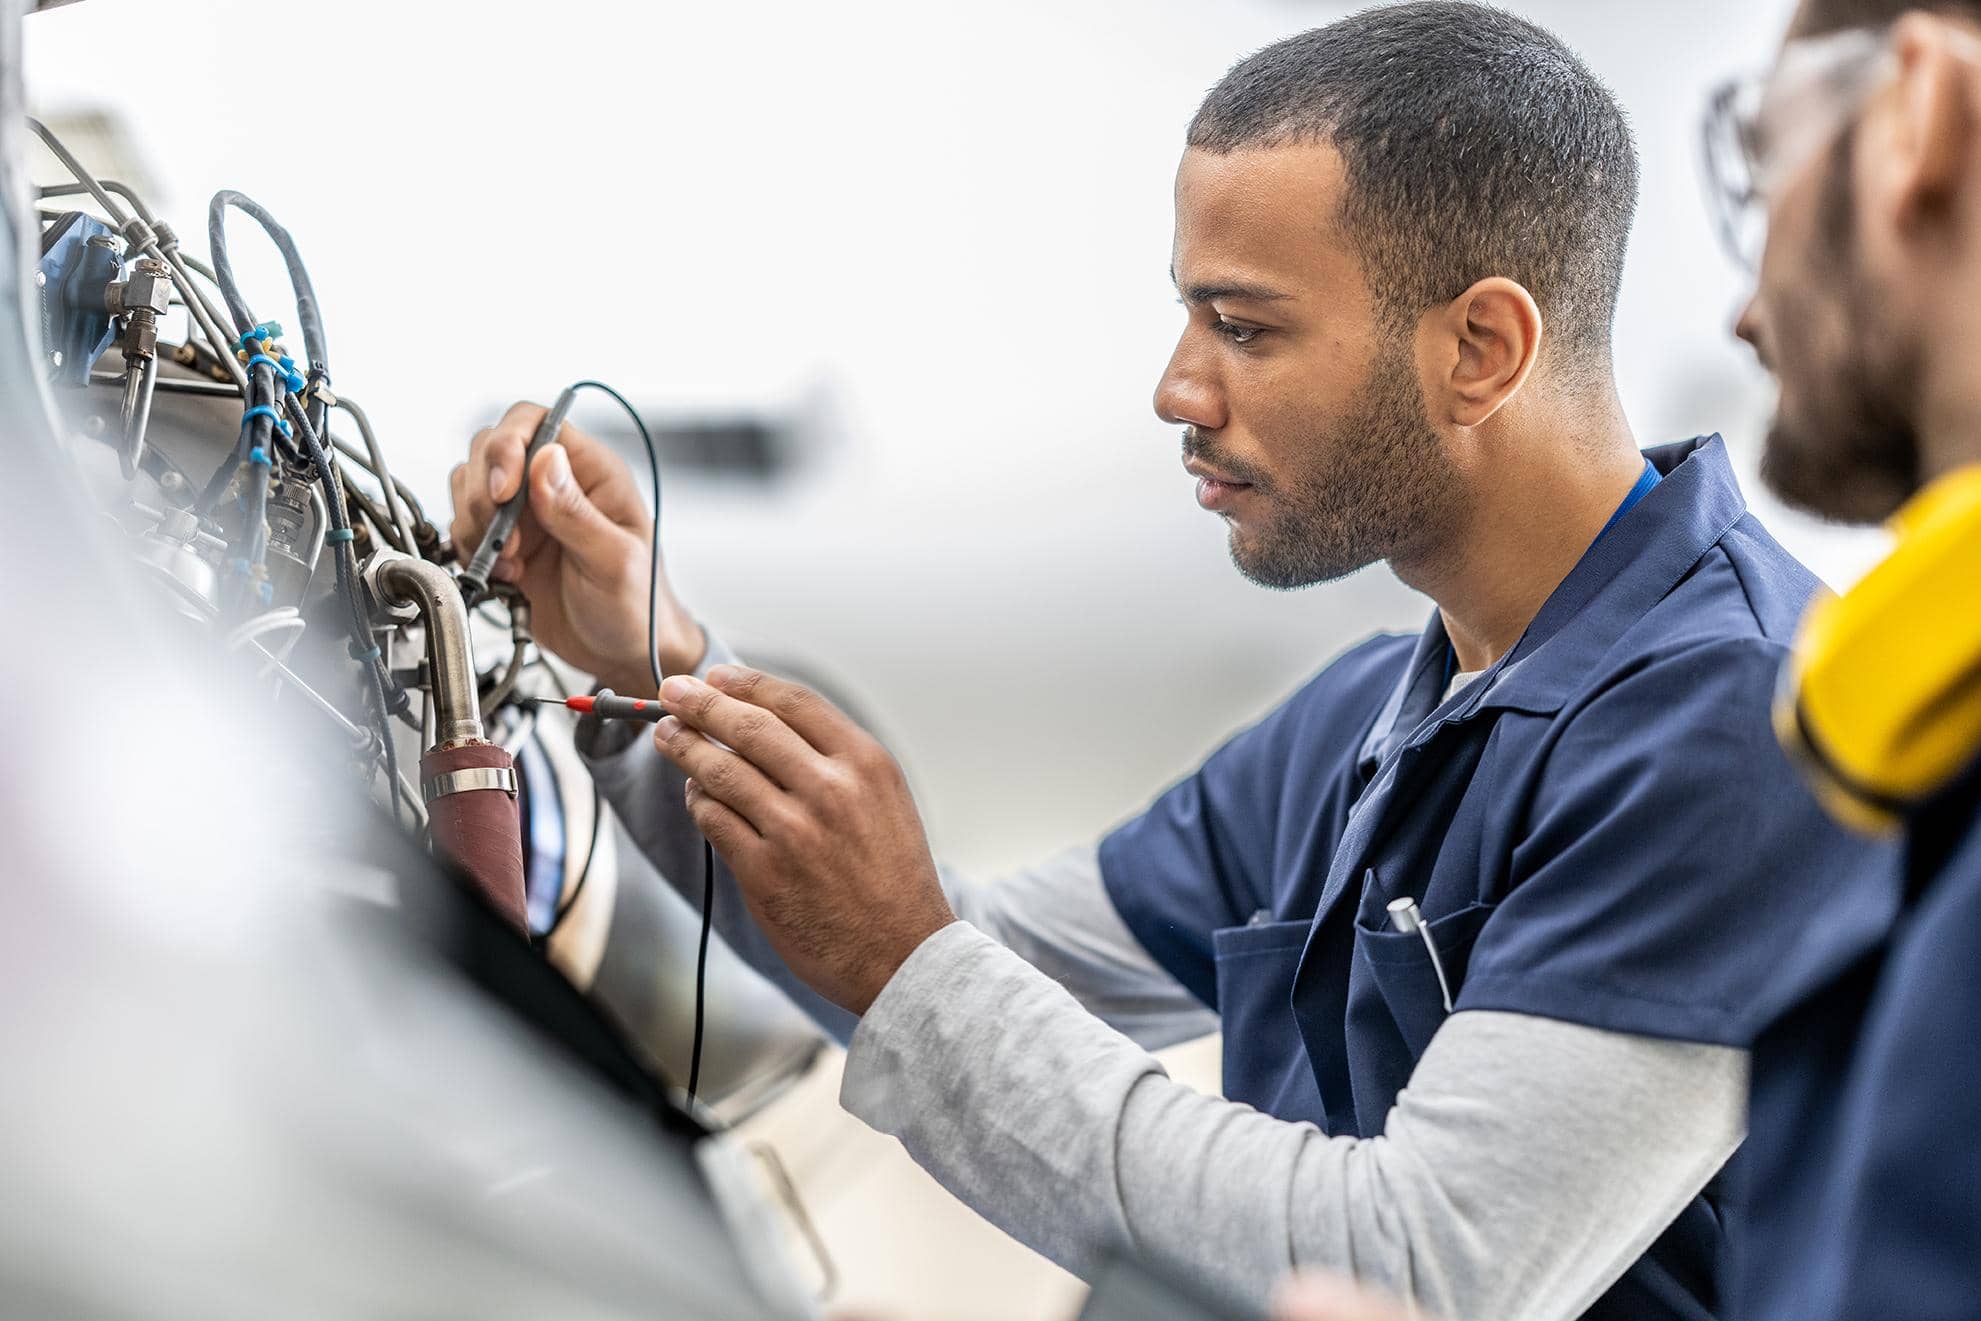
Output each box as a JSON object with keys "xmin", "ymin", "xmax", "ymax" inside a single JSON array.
[
  {"xmin": 32, "ymin": 270, "xmax": 45, "ymax": 288},
  {"xmin": 49, "ymin": 350, "xmax": 63, "ymax": 368}
]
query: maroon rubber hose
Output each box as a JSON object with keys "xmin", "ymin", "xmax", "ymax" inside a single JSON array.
[{"xmin": 421, "ymin": 742, "xmax": 526, "ymax": 933}]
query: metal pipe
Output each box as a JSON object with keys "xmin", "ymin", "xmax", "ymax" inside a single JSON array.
[
  {"xmin": 39, "ymin": 182, "xmax": 226, "ymax": 288},
  {"xmin": 373, "ymin": 556, "xmax": 484, "ymax": 747},
  {"xmin": 254, "ymin": 633, "xmax": 430, "ymax": 830},
  {"xmin": 343, "ymin": 483, "xmax": 406, "ymax": 553},
  {"xmin": 118, "ymin": 352, "xmax": 156, "ymax": 479},
  {"xmin": 38, "ymin": 178, "xmax": 159, "ymax": 227},
  {"xmin": 331, "ymin": 433, "xmax": 429, "ymax": 531},
  {"xmin": 249, "ymin": 636, "xmax": 368, "ymax": 742},
  {"xmin": 334, "ymin": 395, "xmax": 416, "ymax": 552},
  {"xmin": 301, "ymin": 480, "xmax": 328, "ymax": 585},
  {"xmin": 91, "ymin": 369, "xmax": 235, "ymax": 397},
  {"xmin": 161, "ymin": 246, "xmax": 249, "ymax": 390},
  {"xmin": 27, "ymin": 119, "xmax": 249, "ymax": 394},
  {"xmin": 91, "ymin": 370, "xmax": 389, "ymax": 555},
  {"xmin": 26, "ymin": 122, "xmax": 136, "ymax": 225}
]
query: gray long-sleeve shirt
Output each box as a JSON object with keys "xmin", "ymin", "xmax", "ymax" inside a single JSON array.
[{"xmin": 577, "ymin": 635, "xmax": 1747, "ymax": 1319}]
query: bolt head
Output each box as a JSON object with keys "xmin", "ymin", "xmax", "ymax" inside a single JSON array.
[
  {"xmin": 32, "ymin": 270, "xmax": 45, "ymax": 288},
  {"xmin": 49, "ymin": 350, "xmax": 63, "ymax": 368}
]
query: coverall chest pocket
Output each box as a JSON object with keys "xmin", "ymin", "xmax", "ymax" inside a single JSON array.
[
  {"xmin": 1354, "ymin": 901, "xmax": 1495, "ymax": 1058},
  {"xmin": 1212, "ymin": 919, "xmax": 1326, "ymax": 1124}
]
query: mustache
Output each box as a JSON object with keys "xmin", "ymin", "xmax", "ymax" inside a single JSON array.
[{"xmin": 1181, "ymin": 429, "xmax": 1268, "ymax": 486}]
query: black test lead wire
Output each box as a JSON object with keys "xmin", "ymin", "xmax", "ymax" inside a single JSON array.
[{"xmin": 526, "ymin": 382, "xmax": 716, "ymax": 1111}]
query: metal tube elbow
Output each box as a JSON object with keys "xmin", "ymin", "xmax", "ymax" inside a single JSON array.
[{"xmin": 368, "ymin": 553, "xmax": 484, "ymax": 747}]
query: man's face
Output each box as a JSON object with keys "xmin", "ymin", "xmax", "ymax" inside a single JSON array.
[
  {"xmin": 1155, "ymin": 144, "xmax": 1461, "ymax": 588},
  {"xmin": 1737, "ymin": 65, "xmax": 1924, "ymax": 523}
]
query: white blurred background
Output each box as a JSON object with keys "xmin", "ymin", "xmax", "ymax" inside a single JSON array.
[{"xmin": 21, "ymin": 2, "xmax": 1888, "ymax": 1317}]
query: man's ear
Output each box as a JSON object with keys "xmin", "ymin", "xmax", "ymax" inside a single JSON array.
[
  {"xmin": 1878, "ymin": 13, "xmax": 1974, "ymax": 229},
  {"xmin": 1421, "ymin": 277, "xmax": 1544, "ymax": 428}
]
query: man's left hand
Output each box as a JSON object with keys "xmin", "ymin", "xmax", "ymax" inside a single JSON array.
[{"xmin": 652, "ymin": 665, "xmax": 957, "ymax": 1015}]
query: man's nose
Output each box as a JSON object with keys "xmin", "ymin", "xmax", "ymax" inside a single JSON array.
[
  {"xmin": 1154, "ymin": 338, "xmax": 1226, "ymax": 431},
  {"xmin": 1733, "ymin": 296, "xmax": 1769, "ymax": 369}
]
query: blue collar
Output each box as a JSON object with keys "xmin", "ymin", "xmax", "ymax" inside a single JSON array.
[{"xmin": 1363, "ymin": 438, "xmax": 1739, "ymax": 774}]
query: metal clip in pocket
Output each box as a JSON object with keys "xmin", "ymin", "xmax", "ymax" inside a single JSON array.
[{"xmin": 1386, "ymin": 897, "xmax": 1454, "ymax": 1013}]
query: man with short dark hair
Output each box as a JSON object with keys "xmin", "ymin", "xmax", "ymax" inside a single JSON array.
[
  {"xmin": 1703, "ymin": 3, "xmax": 1981, "ymax": 1318},
  {"xmin": 452, "ymin": 6, "xmax": 1885, "ymax": 1318}
]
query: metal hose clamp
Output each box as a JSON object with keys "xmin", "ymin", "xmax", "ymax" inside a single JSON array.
[{"xmin": 421, "ymin": 764, "xmax": 517, "ymax": 803}]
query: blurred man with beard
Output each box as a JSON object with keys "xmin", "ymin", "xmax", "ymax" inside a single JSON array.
[{"xmin": 1703, "ymin": 3, "xmax": 1981, "ymax": 1318}]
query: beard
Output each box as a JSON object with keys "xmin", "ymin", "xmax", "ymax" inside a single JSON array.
[
  {"xmin": 1184, "ymin": 342, "xmax": 1461, "ymax": 589},
  {"xmin": 1761, "ymin": 126, "xmax": 1923, "ymax": 524}
]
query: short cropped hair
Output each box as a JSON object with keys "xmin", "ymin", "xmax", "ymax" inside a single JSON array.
[{"xmin": 1188, "ymin": 2, "xmax": 1638, "ymax": 366}]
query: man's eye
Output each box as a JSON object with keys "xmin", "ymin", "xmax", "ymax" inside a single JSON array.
[{"xmin": 1213, "ymin": 319, "xmax": 1263, "ymax": 345}]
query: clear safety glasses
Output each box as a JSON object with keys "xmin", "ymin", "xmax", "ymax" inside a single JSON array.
[{"xmin": 1700, "ymin": 28, "xmax": 1895, "ymax": 272}]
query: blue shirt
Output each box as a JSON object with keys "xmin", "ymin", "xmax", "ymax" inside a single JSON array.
[
  {"xmin": 1733, "ymin": 753, "xmax": 1980, "ymax": 1321},
  {"xmin": 1097, "ymin": 436, "xmax": 1893, "ymax": 1321}
]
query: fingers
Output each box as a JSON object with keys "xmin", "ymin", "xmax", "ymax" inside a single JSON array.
[
  {"xmin": 684, "ymin": 777, "xmax": 764, "ymax": 866},
  {"xmin": 656, "ymin": 716, "xmax": 788, "ymax": 832},
  {"xmin": 528, "ymin": 445, "xmax": 642, "ymax": 581},
  {"xmin": 553, "ymin": 419, "xmax": 654, "ymax": 528},
  {"xmin": 450, "ymin": 402, "xmax": 548, "ymax": 563},
  {"xmin": 481, "ymin": 400, "xmax": 544, "ymax": 504},
  {"xmin": 450, "ymin": 398, "xmax": 649, "ymax": 550},
  {"xmin": 486, "ymin": 398, "xmax": 650, "ymax": 530},
  {"xmin": 698, "ymin": 666, "xmax": 863, "ymax": 757},
  {"xmin": 656, "ymin": 678, "xmax": 828, "ymax": 789}
]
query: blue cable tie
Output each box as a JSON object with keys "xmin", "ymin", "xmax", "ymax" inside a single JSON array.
[
  {"xmin": 239, "ymin": 404, "xmax": 293, "ymax": 439},
  {"xmin": 249, "ymin": 446, "xmax": 271, "ymax": 467},
  {"xmin": 258, "ymin": 582, "xmax": 275, "ymax": 604},
  {"xmin": 227, "ymin": 557, "xmax": 252, "ymax": 576},
  {"xmin": 244, "ymin": 353, "xmax": 307, "ymax": 395},
  {"xmin": 348, "ymin": 640, "xmax": 382, "ymax": 663},
  {"xmin": 236, "ymin": 321, "xmax": 283, "ymax": 354},
  {"xmin": 325, "ymin": 527, "xmax": 356, "ymax": 544}
]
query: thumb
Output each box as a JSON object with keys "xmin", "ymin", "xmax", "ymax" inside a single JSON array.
[{"xmin": 529, "ymin": 444, "xmax": 629, "ymax": 576}]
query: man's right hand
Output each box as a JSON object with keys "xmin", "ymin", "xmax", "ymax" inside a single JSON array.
[{"xmin": 449, "ymin": 401, "xmax": 705, "ymax": 696}]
